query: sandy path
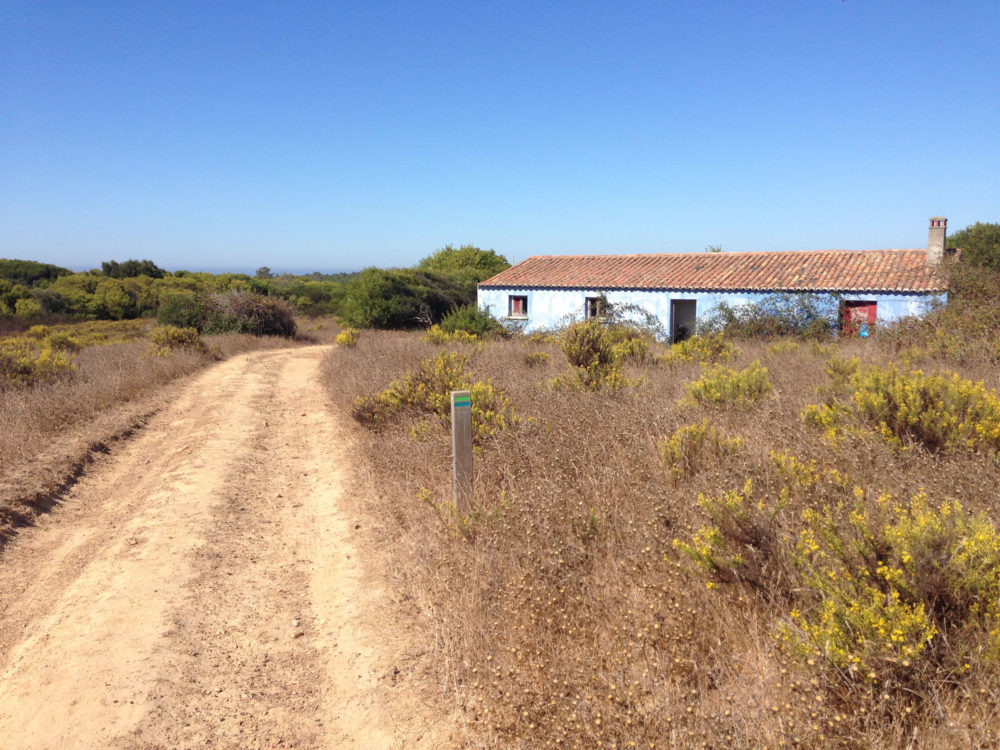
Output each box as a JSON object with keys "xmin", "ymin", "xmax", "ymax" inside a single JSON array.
[{"xmin": 0, "ymin": 346, "xmax": 440, "ymax": 749}]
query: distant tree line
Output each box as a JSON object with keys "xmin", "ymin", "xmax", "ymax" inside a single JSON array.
[
  {"xmin": 0, "ymin": 244, "xmax": 510, "ymax": 327},
  {"xmin": 101, "ymin": 259, "xmax": 166, "ymax": 279}
]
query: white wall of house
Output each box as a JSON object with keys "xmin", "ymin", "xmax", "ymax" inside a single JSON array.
[{"xmin": 477, "ymin": 286, "xmax": 945, "ymax": 339}]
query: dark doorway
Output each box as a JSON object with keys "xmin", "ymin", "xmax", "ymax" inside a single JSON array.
[{"xmin": 671, "ymin": 299, "xmax": 697, "ymax": 343}]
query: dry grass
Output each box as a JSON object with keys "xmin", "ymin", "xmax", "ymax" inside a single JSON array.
[
  {"xmin": 323, "ymin": 330, "xmax": 1000, "ymax": 749},
  {"xmin": 0, "ymin": 320, "xmax": 303, "ymax": 545}
]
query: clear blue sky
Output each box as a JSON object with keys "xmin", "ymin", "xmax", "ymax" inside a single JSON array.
[{"xmin": 2, "ymin": 1, "xmax": 998, "ymax": 274}]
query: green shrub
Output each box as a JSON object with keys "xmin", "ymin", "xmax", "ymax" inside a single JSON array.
[
  {"xmin": 0, "ymin": 259, "xmax": 72, "ymax": 286},
  {"xmin": 92, "ymin": 278, "xmax": 133, "ymax": 319},
  {"xmin": 880, "ymin": 264, "xmax": 1000, "ymax": 365},
  {"xmin": 339, "ymin": 267, "xmax": 471, "ymax": 329},
  {"xmin": 684, "ymin": 361, "xmax": 773, "ymax": 406},
  {"xmin": 658, "ymin": 419, "xmax": 743, "ymax": 482},
  {"xmin": 14, "ymin": 297, "xmax": 42, "ymax": 319},
  {"xmin": 335, "ymin": 327, "xmax": 360, "ymax": 347},
  {"xmin": 440, "ymin": 304, "xmax": 507, "ymax": 337},
  {"xmin": 157, "ymin": 291, "xmax": 204, "ymax": 330},
  {"xmin": 46, "ymin": 331, "xmax": 81, "ymax": 352},
  {"xmin": 202, "ymin": 291, "xmax": 296, "ymax": 337},
  {"xmin": 660, "ymin": 333, "xmax": 738, "ymax": 365}
]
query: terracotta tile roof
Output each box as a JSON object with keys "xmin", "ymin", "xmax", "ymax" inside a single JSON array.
[{"xmin": 479, "ymin": 249, "xmax": 947, "ymax": 293}]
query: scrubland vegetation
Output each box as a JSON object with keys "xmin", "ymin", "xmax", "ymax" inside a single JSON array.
[
  {"xmin": 0, "ymin": 243, "xmax": 506, "ymax": 326},
  {"xmin": 322, "ymin": 262, "xmax": 1000, "ymax": 748}
]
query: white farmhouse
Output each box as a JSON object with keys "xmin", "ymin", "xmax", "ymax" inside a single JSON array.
[{"xmin": 477, "ymin": 218, "xmax": 954, "ymax": 341}]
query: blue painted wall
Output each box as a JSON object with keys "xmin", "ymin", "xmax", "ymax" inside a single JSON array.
[{"xmin": 478, "ymin": 286, "xmax": 945, "ymax": 339}]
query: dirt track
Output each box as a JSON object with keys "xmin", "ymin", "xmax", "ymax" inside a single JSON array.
[{"xmin": 0, "ymin": 346, "xmax": 441, "ymax": 749}]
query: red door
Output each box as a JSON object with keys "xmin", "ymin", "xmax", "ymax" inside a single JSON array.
[{"xmin": 841, "ymin": 301, "xmax": 877, "ymax": 336}]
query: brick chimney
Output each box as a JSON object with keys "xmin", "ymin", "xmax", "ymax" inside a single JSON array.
[{"xmin": 927, "ymin": 217, "xmax": 947, "ymax": 265}]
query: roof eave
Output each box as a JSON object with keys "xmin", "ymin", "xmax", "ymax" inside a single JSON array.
[{"xmin": 478, "ymin": 283, "xmax": 946, "ymax": 294}]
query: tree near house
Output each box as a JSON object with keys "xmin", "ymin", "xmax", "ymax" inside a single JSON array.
[
  {"xmin": 949, "ymin": 222, "xmax": 1000, "ymax": 271},
  {"xmin": 417, "ymin": 244, "xmax": 509, "ymax": 293}
]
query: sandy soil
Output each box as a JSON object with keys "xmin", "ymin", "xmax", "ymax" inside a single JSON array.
[{"xmin": 0, "ymin": 346, "xmax": 445, "ymax": 749}]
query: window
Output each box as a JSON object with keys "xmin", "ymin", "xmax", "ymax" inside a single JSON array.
[
  {"xmin": 508, "ymin": 295, "xmax": 528, "ymax": 318},
  {"xmin": 585, "ymin": 296, "xmax": 606, "ymax": 319}
]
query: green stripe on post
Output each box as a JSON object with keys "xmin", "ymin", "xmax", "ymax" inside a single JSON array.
[{"xmin": 453, "ymin": 394, "xmax": 471, "ymax": 408}]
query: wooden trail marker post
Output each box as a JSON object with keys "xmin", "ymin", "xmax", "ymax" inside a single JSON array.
[{"xmin": 451, "ymin": 390, "xmax": 473, "ymax": 513}]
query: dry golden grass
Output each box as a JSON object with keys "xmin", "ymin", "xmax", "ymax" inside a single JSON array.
[{"xmin": 323, "ymin": 330, "xmax": 1000, "ymax": 749}]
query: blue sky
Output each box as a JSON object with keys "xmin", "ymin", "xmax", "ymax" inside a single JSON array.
[{"xmin": 2, "ymin": 1, "xmax": 998, "ymax": 274}]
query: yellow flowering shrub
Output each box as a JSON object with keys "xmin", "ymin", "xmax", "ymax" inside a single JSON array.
[
  {"xmin": 0, "ymin": 337, "xmax": 76, "ymax": 388},
  {"xmin": 523, "ymin": 351, "xmax": 550, "ymax": 367},
  {"xmin": 765, "ymin": 339, "xmax": 800, "ymax": 356},
  {"xmin": 351, "ymin": 350, "xmax": 518, "ymax": 445},
  {"xmin": 783, "ymin": 490, "xmax": 1000, "ymax": 683},
  {"xmin": 677, "ymin": 457, "xmax": 1000, "ymax": 689},
  {"xmin": 804, "ymin": 364, "xmax": 1000, "ymax": 456},
  {"xmin": 423, "ymin": 324, "xmax": 478, "ymax": 345},
  {"xmin": 769, "ymin": 450, "xmax": 848, "ymax": 502},
  {"xmin": 824, "ymin": 354, "xmax": 860, "ymax": 385},
  {"xmin": 609, "ymin": 335, "xmax": 648, "ymax": 364},
  {"xmin": 0, "ymin": 319, "xmax": 159, "ymax": 388},
  {"xmin": 851, "ymin": 366, "xmax": 1000, "ymax": 455},
  {"xmin": 672, "ymin": 525, "xmax": 743, "ymax": 576},
  {"xmin": 801, "ymin": 402, "xmax": 847, "ymax": 439},
  {"xmin": 684, "ymin": 360, "xmax": 773, "ymax": 407},
  {"xmin": 659, "ymin": 419, "xmax": 743, "ymax": 482},
  {"xmin": 148, "ymin": 325, "xmax": 205, "ymax": 356},
  {"xmin": 659, "ymin": 333, "xmax": 738, "ymax": 366},
  {"xmin": 673, "ymin": 479, "xmax": 789, "ymax": 589},
  {"xmin": 21, "ymin": 319, "xmax": 152, "ymax": 348},
  {"xmin": 551, "ymin": 363, "xmax": 632, "ymax": 392},
  {"xmin": 335, "ymin": 327, "xmax": 360, "ymax": 347},
  {"xmin": 46, "ymin": 331, "xmax": 81, "ymax": 352},
  {"xmin": 556, "ymin": 320, "xmax": 638, "ymax": 391}
]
